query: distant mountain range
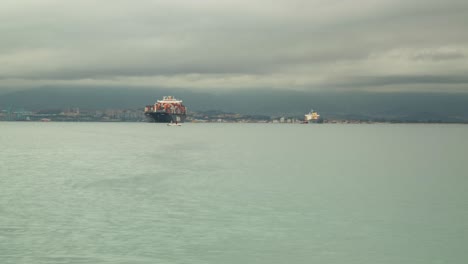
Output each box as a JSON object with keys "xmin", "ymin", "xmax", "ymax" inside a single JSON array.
[{"xmin": 1, "ymin": 86, "xmax": 468, "ymax": 122}]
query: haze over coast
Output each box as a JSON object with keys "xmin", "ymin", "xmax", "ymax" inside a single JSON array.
[{"xmin": 1, "ymin": 87, "xmax": 468, "ymax": 122}]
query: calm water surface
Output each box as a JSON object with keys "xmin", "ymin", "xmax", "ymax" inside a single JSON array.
[{"xmin": 1, "ymin": 123, "xmax": 467, "ymax": 264}]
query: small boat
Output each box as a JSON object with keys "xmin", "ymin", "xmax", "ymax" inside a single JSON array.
[{"xmin": 167, "ymin": 121, "xmax": 181, "ymax": 126}]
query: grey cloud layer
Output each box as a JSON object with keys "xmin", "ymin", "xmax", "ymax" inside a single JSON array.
[{"xmin": 1, "ymin": 0, "xmax": 468, "ymax": 91}]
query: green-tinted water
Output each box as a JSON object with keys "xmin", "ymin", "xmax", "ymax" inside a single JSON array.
[{"xmin": 1, "ymin": 123, "xmax": 467, "ymax": 264}]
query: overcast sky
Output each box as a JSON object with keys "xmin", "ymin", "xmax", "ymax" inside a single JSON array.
[{"xmin": 1, "ymin": 0, "xmax": 467, "ymax": 92}]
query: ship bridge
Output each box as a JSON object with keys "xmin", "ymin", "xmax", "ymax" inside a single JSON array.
[{"xmin": 157, "ymin": 96, "xmax": 183, "ymax": 104}]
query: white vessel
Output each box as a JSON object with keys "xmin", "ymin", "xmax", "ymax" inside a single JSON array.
[{"xmin": 303, "ymin": 110, "xmax": 323, "ymax": 124}]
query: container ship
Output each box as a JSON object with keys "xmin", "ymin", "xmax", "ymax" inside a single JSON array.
[
  {"xmin": 303, "ymin": 110, "xmax": 323, "ymax": 124},
  {"xmin": 144, "ymin": 96, "xmax": 187, "ymax": 123}
]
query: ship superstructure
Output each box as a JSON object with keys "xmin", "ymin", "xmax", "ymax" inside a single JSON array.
[{"xmin": 144, "ymin": 96, "xmax": 187, "ymax": 123}]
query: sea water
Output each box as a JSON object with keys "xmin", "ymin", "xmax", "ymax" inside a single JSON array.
[{"xmin": 1, "ymin": 122, "xmax": 467, "ymax": 264}]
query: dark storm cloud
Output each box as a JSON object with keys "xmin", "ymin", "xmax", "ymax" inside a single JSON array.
[
  {"xmin": 0, "ymin": 0, "xmax": 467, "ymax": 91},
  {"xmin": 410, "ymin": 50, "xmax": 465, "ymax": 61},
  {"xmin": 341, "ymin": 75, "xmax": 468, "ymax": 87}
]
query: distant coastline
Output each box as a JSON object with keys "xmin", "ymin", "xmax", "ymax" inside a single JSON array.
[{"xmin": 1, "ymin": 108, "xmax": 467, "ymax": 124}]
